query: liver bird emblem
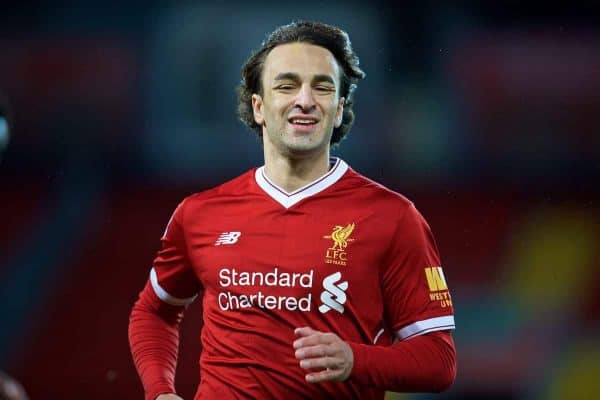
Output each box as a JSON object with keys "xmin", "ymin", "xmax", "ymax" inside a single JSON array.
[{"xmin": 324, "ymin": 223, "xmax": 355, "ymax": 250}]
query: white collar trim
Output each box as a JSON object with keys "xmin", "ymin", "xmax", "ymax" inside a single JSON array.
[{"xmin": 255, "ymin": 158, "xmax": 348, "ymax": 209}]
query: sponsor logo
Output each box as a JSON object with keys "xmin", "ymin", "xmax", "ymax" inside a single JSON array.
[
  {"xmin": 424, "ymin": 267, "xmax": 452, "ymax": 308},
  {"xmin": 323, "ymin": 223, "xmax": 355, "ymax": 266},
  {"xmin": 217, "ymin": 267, "xmax": 313, "ymax": 311},
  {"xmin": 425, "ymin": 267, "xmax": 447, "ymax": 291},
  {"xmin": 318, "ymin": 272, "xmax": 348, "ymax": 314},
  {"xmin": 216, "ymin": 268, "xmax": 351, "ymax": 315},
  {"xmin": 215, "ymin": 231, "xmax": 241, "ymax": 246}
]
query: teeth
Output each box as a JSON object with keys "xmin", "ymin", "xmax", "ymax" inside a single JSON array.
[{"xmin": 291, "ymin": 119, "xmax": 315, "ymax": 124}]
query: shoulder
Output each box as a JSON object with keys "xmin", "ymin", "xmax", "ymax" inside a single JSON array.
[
  {"xmin": 343, "ymin": 167, "xmax": 415, "ymax": 212},
  {"xmin": 340, "ymin": 167, "xmax": 432, "ymax": 232},
  {"xmin": 176, "ymin": 169, "xmax": 257, "ymax": 216}
]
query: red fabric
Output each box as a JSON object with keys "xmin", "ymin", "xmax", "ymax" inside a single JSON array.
[
  {"xmin": 128, "ymin": 282, "xmax": 184, "ymax": 400},
  {"xmin": 129, "ymin": 160, "xmax": 456, "ymax": 398},
  {"xmin": 350, "ymin": 331, "xmax": 456, "ymax": 392}
]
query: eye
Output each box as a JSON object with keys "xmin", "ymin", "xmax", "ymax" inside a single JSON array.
[
  {"xmin": 315, "ymin": 86, "xmax": 334, "ymax": 93},
  {"xmin": 275, "ymin": 84, "xmax": 295, "ymax": 90}
]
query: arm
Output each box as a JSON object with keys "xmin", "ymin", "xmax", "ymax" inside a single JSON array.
[
  {"xmin": 349, "ymin": 330, "xmax": 456, "ymax": 391},
  {"xmin": 128, "ymin": 282, "xmax": 185, "ymax": 400},
  {"xmin": 129, "ymin": 200, "xmax": 200, "ymax": 400},
  {"xmin": 294, "ymin": 328, "xmax": 455, "ymax": 392}
]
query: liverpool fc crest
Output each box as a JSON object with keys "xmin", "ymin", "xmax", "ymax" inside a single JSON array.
[{"xmin": 323, "ymin": 223, "xmax": 355, "ymax": 266}]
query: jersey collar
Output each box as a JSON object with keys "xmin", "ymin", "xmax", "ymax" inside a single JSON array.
[{"xmin": 255, "ymin": 157, "xmax": 348, "ymax": 209}]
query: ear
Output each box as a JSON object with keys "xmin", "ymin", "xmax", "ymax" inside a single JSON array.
[
  {"xmin": 252, "ymin": 94, "xmax": 264, "ymax": 126},
  {"xmin": 334, "ymin": 97, "xmax": 345, "ymax": 128}
]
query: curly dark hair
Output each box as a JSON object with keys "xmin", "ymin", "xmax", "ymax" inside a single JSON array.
[{"xmin": 237, "ymin": 20, "xmax": 366, "ymax": 146}]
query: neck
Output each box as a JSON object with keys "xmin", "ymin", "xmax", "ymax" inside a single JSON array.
[{"xmin": 263, "ymin": 146, "xmax": 331, "ymax": 193}]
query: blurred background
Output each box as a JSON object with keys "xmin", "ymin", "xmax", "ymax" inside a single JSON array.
[{"xmin": 0, "ymin": 2, "xmax": 598, "ymax": 399}]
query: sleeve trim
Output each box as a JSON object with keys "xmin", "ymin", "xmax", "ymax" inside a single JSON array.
[
  {"xmin": 150, "ymin": 268, "xmax": 197, "ymax": 306},
  {"xmin": 396, "ymin": 315, "xmax": 455, "ymax": 341}
]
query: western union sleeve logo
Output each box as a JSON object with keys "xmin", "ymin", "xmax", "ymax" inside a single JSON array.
[
  {"xmin": 425, "ymin": 267, "xmax": 452, "ymax": 308},
  {"xmin": 424, "ymin": 267, "xmax": 448, "ymax": 292}
]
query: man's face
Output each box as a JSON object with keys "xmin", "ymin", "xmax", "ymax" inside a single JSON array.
[{"xmin": 252, "ymin": 42, "xmax": 345, "ymax": 158}]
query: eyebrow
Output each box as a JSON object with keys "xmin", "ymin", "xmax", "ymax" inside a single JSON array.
[{"xmin": 273, "ymin": 72, "xmax": 336, "ymax": 86}]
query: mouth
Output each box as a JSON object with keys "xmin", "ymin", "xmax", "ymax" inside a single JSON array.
[{"xmin": 288, "ymin": 116, "xmax": 319, "ymax": 132}]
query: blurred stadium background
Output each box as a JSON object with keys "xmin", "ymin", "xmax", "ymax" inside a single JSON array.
[{"xmin": 0, "ymin": 2, "xmax": 598, "ymax": 399}]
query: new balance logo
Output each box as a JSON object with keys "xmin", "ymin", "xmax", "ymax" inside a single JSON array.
[
  {"xmin": 215, "ymin": 232, "xmax": 241, "ymax": 246},
  {"xmin": 319, "ymin": 272, "xmax": 348, "ymax": 314}
]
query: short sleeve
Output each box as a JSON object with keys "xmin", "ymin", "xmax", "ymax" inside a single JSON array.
[
  {"xmin": 381, "ymin": 203, "xmax": 455, "ymax": 341},
  {"xmin": 149, "ymin": 200, "xmax": 201, "ymax": 306}
]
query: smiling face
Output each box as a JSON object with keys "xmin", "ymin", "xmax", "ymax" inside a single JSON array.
[{"xmin": 252, "ymin": 42, "xmax": 345, "ymax": 159}]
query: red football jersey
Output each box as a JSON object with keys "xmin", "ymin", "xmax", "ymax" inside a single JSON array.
[{"xmin": 150, "ymin": 158, "xmax": 455, "ymax": 399}]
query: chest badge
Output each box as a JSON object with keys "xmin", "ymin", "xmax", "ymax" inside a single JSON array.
[
  {"xmin": 215, "ymin": 231, "xmax": 241, "ymax": 246},
  {"xmin": 323, "ymin": 223, "xmax": 355, "ymax": 266}
]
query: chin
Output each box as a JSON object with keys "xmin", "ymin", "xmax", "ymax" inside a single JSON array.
[
  {"xmin": 268, "ymin": 130, "xmax": 329, "ymax": 155},
  {"xmin": 285, "ymin": 137, "xmax": 323, "ymax": 151}
]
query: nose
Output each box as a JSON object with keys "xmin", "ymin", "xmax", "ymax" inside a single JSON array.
[{"xmin": 294, "ymin": 84, "xmax": 316, "ymax": 111}]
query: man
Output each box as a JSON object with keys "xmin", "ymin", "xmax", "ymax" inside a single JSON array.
[
  {"xmin": 0, "ymin": 97, "xmax": 29, "ymax": 400},
  {"xmin": 0, "ymin": 94, "xmax": 11, "ymax": 162},
  {"xmin": 0, "ymin": 371, "xmax": 29, "ymax": 400},
  {"xmin": 129, "ymin": 21, "xmax": 456, "ymax": 400}
]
